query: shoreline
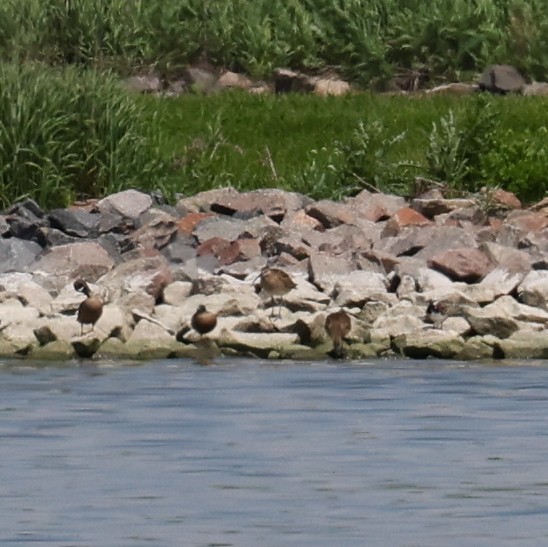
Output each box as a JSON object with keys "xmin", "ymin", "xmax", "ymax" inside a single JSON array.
[{"xmin": 1, "ymin": 186, "xmax": 547, "ymax": 362}]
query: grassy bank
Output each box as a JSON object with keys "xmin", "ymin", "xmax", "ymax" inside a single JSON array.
[
  {"xmin": 0, "ymin": 63, "xmax": 547, "ymax": 209},
  {"xmin": 1, "ymin": 0, "xmax": 547, "ymax": 86}
]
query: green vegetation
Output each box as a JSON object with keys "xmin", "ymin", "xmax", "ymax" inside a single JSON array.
[
  {"xmin": 0, "ymin": 0, "xmax": 547, "ymax": 208},
  {"xmin": 0, "ymin": 63, "xmax": 164, "ymax": 209},
  {"xmin": 1, "ymin": 0, "xmax": 547, "ymax": 86},
  {"xmin": 155, "ymin": 91, "xmax": 548, "ymax": 204},
  {"xmin": 2, "ymin": 61, "xmax": 546, "ymax": 208}
]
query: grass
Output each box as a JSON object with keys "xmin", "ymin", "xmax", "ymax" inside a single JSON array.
[
  {"xmin": 0, "ymin": 0, "xmax": 547, "ymax": 87},
  {"xmin": 149, "ymin": 91, "xmax": 548, "ymax": 203},
  {"xmin": 0, "ymin": 63, "xmax": 547, "ymax": 209}
]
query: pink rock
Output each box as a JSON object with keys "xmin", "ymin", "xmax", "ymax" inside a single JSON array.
[
  {"xmin": 177, "ymin": 212, "xmax": 215, "ymax": 236},
  {"xmin": 305, "ymin": 200, "xmax": 355, "ymax": 228},
  {"xmin": 382, "ymin": 207, "xmax": 431, "ymax": 236},
  {"xmin": 347, "ymin": 190, "xmax": 406, "ymax": 222},
  {"xmin": 428, "ymin": 248, "xmax": 495, "ymax": 282},
  {"xmin": 490, "ymin": 188, "xmax": 521, "ymax": 210}
]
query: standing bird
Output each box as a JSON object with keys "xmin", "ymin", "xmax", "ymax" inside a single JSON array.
[
  {"xmin": 325, "ymin": 310, "xmax": 352, "ymax": 359},
  {"xmin": 425, "ymin": 301, "xmax": 447, "ymax": 329},
  {"xmin": 256, "ymin": 267, "xmax": 296, "ymax": 318},
  {"xmin": 74, "ymin": 279, "xmax": 103, "ymax": 335},
  {"xmin": 191, "ymin": 305, "xmax": 217, "ymax": 338}
]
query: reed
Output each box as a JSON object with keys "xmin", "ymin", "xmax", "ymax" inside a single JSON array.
[
  {"xmin": 0, "ymin": 0, "xmax": 547, "ymax": 85},
  {"xmin": 0, "ymin": 63, "xmax": 166, "ymax": 209}
]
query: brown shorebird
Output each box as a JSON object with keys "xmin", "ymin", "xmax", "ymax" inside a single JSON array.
[
  {"xmin": 325, "ymin": 309, "xmax": 351, "ymax": 359},
  {"xmin": 191, "ymin": 305, "xmax": 217, "ymax": 338},
  {"xmin": 74, "ymin": 279, "xmax": 103, "ymax": 335},
  {"xmin": 256, "ymin": 267, "xmax": 296, "ymax": 318}
]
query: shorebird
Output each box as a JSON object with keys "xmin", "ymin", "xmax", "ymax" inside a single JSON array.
[
  {"xmin": 74, "ymin": 279, "xmax": 103, "ymax": 335},
  {"xmin": 325, "ymin": 309, "xmax": 352, "ymax": 359},
  {"xmin": 191, "ymin": 305, "xmax": 217, "ymax": 338},
  {"xmin": 425, "ymin": 301, "xmax": 446, "ymax": 329},
  {"xmin": 255, "ymin": 267, "xmax": 296, "ymax": 318}
]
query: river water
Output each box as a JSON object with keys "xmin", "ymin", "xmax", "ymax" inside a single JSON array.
[{"xmin": 2, "ymin": 357, "xmax": 548, "ymax": 546}]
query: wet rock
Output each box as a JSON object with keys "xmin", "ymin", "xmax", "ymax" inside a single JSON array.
[
  {"xmin": 72, "ymin": 337, "xmax": 102, "ymax": 358},
  {"xmin": 30, "ymin": 340, "xmax": 76, "ymax": 360},
  {"xmin": 392, "ymin": 329, "xmax": 465, "ymax": 359},
  {"xmin": 454, "ymin": 335, "xmax": 498, "ymax": 360},
  {"xmin": 495, "ymin": 331, "xmax": 548, "ymax": 359}
]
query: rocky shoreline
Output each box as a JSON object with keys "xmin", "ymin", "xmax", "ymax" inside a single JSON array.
[{"xmin": 1, "ymin": 186, "xmax": 548, "ymax": 362}]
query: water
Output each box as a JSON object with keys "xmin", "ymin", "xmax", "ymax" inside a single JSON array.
[{"xmin": 2, "ymin": 358, "xmax": 548, "ymax": 546}]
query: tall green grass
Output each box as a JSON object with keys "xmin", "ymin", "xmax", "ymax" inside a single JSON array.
[
  {"xmin": 1, "ymin": 0, "xmax": 547, "ymax": 85},
  {"xmin": 152, "ymin": 90, "xmax": 548, "ymax": 203},
  {"xmin": 1, "ymin": 64, "xmax": 546, "ymax": 209},
  {"xmin": 0, "ymin": 63, "xmax": 166, "ymax": 209}
]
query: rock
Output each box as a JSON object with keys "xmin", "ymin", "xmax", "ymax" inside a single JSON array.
[
  {"xmin": 30, "ymin": 340, "xmax": 76, "ymax": 360},
  {"xmin": 428, "ymin": 247, "xmax": 494, "ymax": 282},
  {"xmin": 176, "ymin": 188, "xmax": 239, "ymax": 214},
  {"xmin": 31, "ymin": 241, "xmax": 114, "ymax": 281},
  {"xmin": 522, "ymin": 82, "xmax": 548, "ymax": 97},
  {"xmin": 4, "ymin": 198, "xmax": 45, "ymax": 221},
  {"xmin": 381, "ymin": 207, "xmax": 431, "ymax": 237},
  {"xmin": 97, "ymin": 189, "xmax": 153, "ymax": 219},
  {"xmin": 478, "ymin": 64, "xmax": 526, "ymax": 94},
  {"xmin": 183, "ymin": 66, "xmax": 218, "ymax": 94},
  {"xmin": 216, "ymin": 328, "xmax": 300, "ymax": 358},
  {"xmin": 410, "ymin": 197, "xmax": 478, "ymax": 218},
  {"xmin": 331, "ymin": 271, "xmax": 387, "ymax": 303},
  {"xmin": 130, "ymin": 212, "xmax": 178, "ymax": 251},
  {"xmin": 495, "ymin": 331, "xmax": 548, "ymax": 359},
  {"xmin": 488, "ymin": 188, "xmax": 522, "ymax": 210},
  {"xmin": 48, "ymin": 208, "xmax": 100, "ymax": 238},
  {"xmin": 464, "ymin": 304, "xmax": 520, "ymax": 339},
  {"xmin": 0, "ymin": 239, "xmax": 43, "ymax": 273},
  {"xmin": 33, "ymin": 325, "xmax": 57, "ymax": 346},
  {"xmin": 307, "ymin": 253, "xmax": 352, "ymax": 292},
  {"xmin": 193, "ymin": 217, "xmax": 247, "ymax": 243},
  {"xmin": 311, "ymin": 77, "xmax": 351, "ymax": 97},
  {"xmin": 122, "ymin": 74, "xmax": 162, "ymax": 94},
  {"xmin": 442, "ymin": 316, "xmax": 471, "ymax": 337},
  {"xmin": 217, "ymin": 70, "xmax": 254, "ymax": 90},
  {"xmin": 454, "ymin": 335, "xmax": 498, "ymax": 360},
  {"xmin": 305, "ymin": 200, "xmax": 355, "ymax": 228},
  {"xmin": 163, "ymin": 281, "xmax": 193, "ymax": 306},
  {"xmin": 426, "ymin": 83, "xmax": 479, "ymax": 96},
  {"xmin": 347, "ymin": 190, "xmax": 406, "ymax": 222},
  {"xmin": 72, "ymin": 337, "xmax": 102, "ymax": 358},
  {"xmin": 518, "ymin": 270, "xmax": 548, "ymax": 310},
  {"xmin": 211, "ymin": 188, "xmax": 309, "ymax": 220},
  {"xmin": 98, "ymin": 255, "xmax": 172, "ymax": 304},
  {"xmin": 491, "ymin": 295, "xmax": 548, "ymax": 325},
  {"xmin": 392, "ymin": 329, "xmax": 465, "ymax": 359}
]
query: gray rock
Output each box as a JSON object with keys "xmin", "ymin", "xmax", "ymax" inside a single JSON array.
[
  {"xmin": 0, "ymin": 239, "xmax": 42, "ymax": 273},
  {"xmin": 97, "ymin": 189, "xmax": 153, "ymax": 219},
  {"xmin": 478, "ymin": 64, "xmax": 526, "ymax": 94},
  {"xmin": 48, "ymin": 208, "xmax": 100, "ymax": 238},
  {"xmin": 392, "ymin": 329, "xmax": 465, "ymax": 359},
  {"xmin": 31, "ymin": 241, "xmax": 114, "ymax": 281},
  {"xmin": 495, "ymin": 331, "xmax": 548, "ymax": 359}
]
